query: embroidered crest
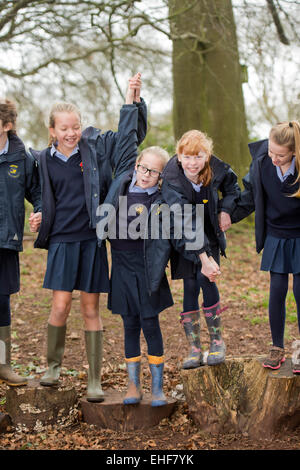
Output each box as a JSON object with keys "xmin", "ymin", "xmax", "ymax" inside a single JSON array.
[
  {"xmin": 155, "ymin": 204, "xmax": 162, "ymax": 215},
  {"xmin": 135, "ymin": 205, "xmax": 144, "ymax": 214},
  {"xmin": 8, "ymin": 164, "xmax": 20, "ymax": 178}
]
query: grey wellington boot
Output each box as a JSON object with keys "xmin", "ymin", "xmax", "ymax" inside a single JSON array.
[
  {"xmin": 40, "ymin": 323, "xmax": 66, "ymax": 386},
  {"xmin": 180, "ymin": 310, "xmax": 203, "ymax": 369},
  {"xmin": 85, "ymin": 330, "xmax": 104, "ymax": 402},
  {"xmin": 0, "ymin": 325, "xmax": 27, "ymax": 386},
  {"xmin": 203, "ymin": 301, "xmax": 226, "ymax": 365},
  {"xmin": 123, "ymin": 356, "xmax": 142, "ymax": 405}
]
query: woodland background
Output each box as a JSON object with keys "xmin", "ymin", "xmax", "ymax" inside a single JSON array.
[{"xmin": 0, "ymin": 0, "xmax": 299, "ymax": 451}]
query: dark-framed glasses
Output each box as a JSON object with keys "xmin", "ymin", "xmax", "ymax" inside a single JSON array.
[{"xmin": 137, "ymin": 164, "xmax": 161, "ymax": 178}]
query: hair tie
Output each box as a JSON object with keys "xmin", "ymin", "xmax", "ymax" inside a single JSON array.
[{"xmin": 289, "ymin": 121, "xmax": 293, "ymax": 128}]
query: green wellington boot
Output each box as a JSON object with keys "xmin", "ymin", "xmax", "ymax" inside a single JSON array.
[
  {"xmin": 180, "ymin": 310, "xmax": 203, "ymax": 369},
  {"xmin": 203, "ymin": 302, "xmax": 227, "ymax": 365},
  {"xmin": 85, "ymin": 330, "xmax": 104, "ymax": 402},
  {"xmin": 40, "ymin": 323, "xmax": 66, "ymax": 386},
  {"xmin": 0, "ymin": 325, "xmax": 27, "ymax": 386}
]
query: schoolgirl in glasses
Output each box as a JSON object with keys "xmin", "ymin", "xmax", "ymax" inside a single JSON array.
[{"xmin": 104, "ymin": 146, "xmax": 173, "ymax": 407}]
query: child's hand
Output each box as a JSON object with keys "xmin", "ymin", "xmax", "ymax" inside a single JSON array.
[
  {"xmin": 199, "ymin": 252, "xmax": 221, "ymax": 282},
  {"xmin": 125, "ymin": 72, "xmax": 142, "ymax": 104},
  {"xmin": 218, "ymin": 211, "xmax": 232, "ymax": 232},
  {"xmin": 29, "ymin": 212, "xmax": 42, "ymax": 233}
]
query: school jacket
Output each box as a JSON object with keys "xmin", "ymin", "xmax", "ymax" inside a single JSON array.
[
  {"xmin": 0, "ymin": 133, "xmax": 41, "ymax": 251},
  {"xmin": 30, "ymin": 100, "xmax": 147, "ymax": 249},
  {"xmin": 161, "ymin": 154, "xmax": 240, "ymax": 279},
  {"xmin": 231, "ymin": 139, "xmax": 276, "ymax": 253}
]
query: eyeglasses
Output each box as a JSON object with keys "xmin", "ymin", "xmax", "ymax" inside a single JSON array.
[{"xmin": 137, "ymin": 164, "xmax": 161, "ymax": 178}]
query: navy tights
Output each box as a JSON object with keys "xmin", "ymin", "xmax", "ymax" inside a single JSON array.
[
  {"xmin": 269, "ymin": 272, "xmax": 300, "ymax": 348},
  {"xmin": 0, "ymin": 295, "xmax": 11, "ymax": 327},
  {"xmin": 122, "ymin": 314, "xmax": 164, "ymax": 359},
  {"xmin": 183, "ymin": 271, "xmax": 220, "ymax": 312}
]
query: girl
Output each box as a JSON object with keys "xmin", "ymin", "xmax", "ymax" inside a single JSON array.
[
  {"xmin": 105, "ymin": 146, "xmax": 173, "ymax": 407},
  {"xmin": 231, "ymin": 121, "xmax": 300, "ymax": 374},
  {"xmin": 0, "ymin": 98, "xmax": 41, "ymax": 386},
  {"xmin": 161, "ymin": 130, "xmax": 240, "ymax": 369},
  {"xmin": 29, "ymin": 73, "xmax": 147, "ymax": 401}
]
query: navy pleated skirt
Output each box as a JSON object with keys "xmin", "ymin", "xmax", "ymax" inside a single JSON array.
[
  {"xmin": 108, "ymin": 249, "xmax": 173, "ymax": 318},
  {"xmin": 0, "ymin": 249, "xmax": 20, "ymax": 295},
  {"xmin": 261, "ymin": 235, "xmax": 300, "ymax": 274},
  {"xmin": 43, "ymin": 239, "xmax": 110, "ymax": 293}
]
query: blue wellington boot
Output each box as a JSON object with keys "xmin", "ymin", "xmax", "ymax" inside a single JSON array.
[
  {"xmin": 123, "ymin": 357, "xmax": 142, "ymax": 405},
  {"xmin": 203, "ymin": 302, "xmax": 227, "ymax": 366},
  {"xmin": 148, "ymin": 355, "xmax": 167, "ymax": 407},
  {"xmin": 180, "ymin": 310, "xmax": 203, "ymax": 369}
]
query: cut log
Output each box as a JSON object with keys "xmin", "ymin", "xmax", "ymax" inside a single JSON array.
[
  {"xmin": 5, "ymin": 379, "xmax": 78, "ymax": 431},
  {"xmin": 181, "ymin": 356, "xmax": 300, "ymax": 438},
  {"xmin": 80, "ymin": 389, "xmax": 177, "ymax": 431},
  {"xmin": 0, "ymin": 412, "xmax": 11, "ymax": 433}
]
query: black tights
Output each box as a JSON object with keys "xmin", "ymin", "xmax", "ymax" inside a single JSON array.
[
  {"xmin": 122, "ymin": 314, "xmax": 164, "ymax": 359},
  {"xmin": 0, "ymin": 295, "xmax": 10, "ymax": 327},
  {"xmin": 269, "ymin": 272, "xmax": 300, "ymax": 348},
  {"xmin": 183, "ymin": 271, "xmax": 220, "ymax": 312}
]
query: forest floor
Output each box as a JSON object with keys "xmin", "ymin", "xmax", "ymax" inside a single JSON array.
[{"xmin": 0, "ymin": 221, "xmax": 299, "ymax": 452}]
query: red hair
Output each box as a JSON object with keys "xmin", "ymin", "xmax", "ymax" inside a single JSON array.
[{"xmin": 176, "ymin": 130, "xmax": 213, "ymax": 186}]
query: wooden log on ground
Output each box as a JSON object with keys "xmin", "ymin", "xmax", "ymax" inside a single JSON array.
[
  {"xmin": 181, "ymin": 356, "xmax": 300, "ymax": 438},
  {"xmin": 5, "ymin": 379, "xmax": 78, "ymax": 432},
  {"xmin": 80, "ymin": 389, "xmax": 177, "ymax": 431}
]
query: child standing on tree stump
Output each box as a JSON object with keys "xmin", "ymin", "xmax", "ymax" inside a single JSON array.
[
  {"xmin": 29, "ymin": 73, "xmax": 147, "ymax": 401},
  {"xmin": 161, "ymin": 130, "xmax": 240, "ymax": 369},
  {"xmin": 99, "ymin": 146, "xmax": 173, "ymax": 406},
  {"xmin": 0, "ymin": 98, "xmax": 41, "ymax": 386},
  {"xmin": 231, "ymin": 121, "xmax": 300, "ymax": 374}
]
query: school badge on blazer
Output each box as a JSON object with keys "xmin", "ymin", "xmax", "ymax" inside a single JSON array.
[
  {"xmin": 8, "ymin": 164, "xmax": 20, "ymax": 178},
  {"xmin": 135, "ymin": 205, "xmax": 144, "ymax": 214}
]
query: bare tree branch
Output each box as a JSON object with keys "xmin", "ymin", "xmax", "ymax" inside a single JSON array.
[{"xmin": 266, "ymin": 0, "xmax": 290, "ymax": 44}]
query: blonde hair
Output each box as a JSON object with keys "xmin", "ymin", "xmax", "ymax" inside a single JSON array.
[
  {"xmin": 0, "ymin": 98, "xmax": 17, "ymax": 135},
  {"xmin": 48, "ymin": 102, "xmax": 81, "ymax": 146},
  {"xmin": 270, "ymin": 120, "xmax": 300, "ymax": 197},
  {"xmin": 137, "ymin": 146, "xmax": 170, "ymax": 169},
  {"xmin": 176, "ymin": 129, "xmax": 213, "ymax": 186}
]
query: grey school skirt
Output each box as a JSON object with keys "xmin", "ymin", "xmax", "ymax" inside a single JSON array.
[
  {"xmin": 261, "ymin": 235, "xmax": 300, "ymax": 274},
  {"xmin": 43, "ymin": 239, "xmax": 110, "ymax": 293},
  {"xmin": 108, "ymin": 248, "xmax": 173, "ymax": 318}
]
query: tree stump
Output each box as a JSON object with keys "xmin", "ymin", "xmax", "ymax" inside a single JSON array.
[
  {"xmin": 181, "ymin": 356, "xmax": 300, "ymax": 438},
  {"xmin": 5, "ymin": 379, "xmax": 78, "ymax": 432},
  {"xmin": 80, "ymin": 389, "xmax": 177, "ymax": 431}
]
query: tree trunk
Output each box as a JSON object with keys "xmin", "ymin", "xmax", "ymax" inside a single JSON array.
[
  {"xmin": 181, "ymin": 357, "xmax": 300, "ymax": 438},
  {"xmin": 169, "ymin": 0, "xmax": 250, "ymax": 178}
]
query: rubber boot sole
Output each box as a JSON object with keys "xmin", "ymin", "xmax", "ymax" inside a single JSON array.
[
  {"xmin": 263, "ymin": 357, "xmax": 286, "ymax": 370},
  {"xmin": 0, "ymin": 378, "xmax": 27, "ymax": 387}
]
